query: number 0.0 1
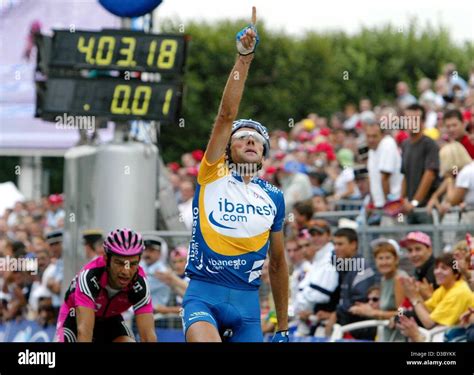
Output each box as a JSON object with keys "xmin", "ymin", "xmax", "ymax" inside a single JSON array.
[
  {"xmin": 110, "ymin": 85, "xmax": 151, "ymax": 115},
  {"xmin": 110, "ymin": 85, "xmax": 173, "ymax": 117}
]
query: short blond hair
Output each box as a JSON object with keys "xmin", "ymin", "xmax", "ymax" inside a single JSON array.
[{"xmin": 439, "ymin": 142, "xmax": 472, "ymax": 177}]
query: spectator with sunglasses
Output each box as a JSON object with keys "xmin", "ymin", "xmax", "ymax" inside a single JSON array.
[{"xmin": 366, "ymin": 285, "xmax": 381, "ymax": 310}]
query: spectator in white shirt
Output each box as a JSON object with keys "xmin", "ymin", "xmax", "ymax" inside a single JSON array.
[
  {"xmin": 178, "ymin": 180, "xmax": 195, "ymax": 230},
  {"xmin": 365, "ymin": 123, "xmax": 403, "ymax": 208},
  {"xmin": 285, "ymin": 237, "xmax": 311, "ymax": 317},
  {"xmin": 42, "ymin": 230, "xmax": 63, "ymax": 308},
  {"xmin": 329, "ymin": 149, "xmax": 361, "ymax": 207},
  {"xmin": 140, "ymin": 236, "xmax": 173, "ymax": 314},
  {"xmin": 294, "ymin": 222, "xmax": 338, "ymax": 335}
]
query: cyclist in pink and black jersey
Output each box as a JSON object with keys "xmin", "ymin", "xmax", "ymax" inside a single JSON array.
[{"xmin": 55, "ymin": 228, "xmax": 157, "ymax": 342}]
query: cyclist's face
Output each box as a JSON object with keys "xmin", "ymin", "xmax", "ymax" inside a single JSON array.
[
  {"xmin": 107, "ymin": 254, "xmax": 140, "ymax": 289},
  {"xmin": 230, "ymin": 127, "xmax": 264, "ymax": 164}
]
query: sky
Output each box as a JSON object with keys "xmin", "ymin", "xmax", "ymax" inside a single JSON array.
[{"xmin": 154, "ymin": 0, "xmax": 474, "ymax": 44}]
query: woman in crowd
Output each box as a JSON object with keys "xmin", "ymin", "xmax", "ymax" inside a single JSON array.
[
  {"xmin": 349, "ymin": 239, "xmax": 407, "ymax": 341},
  {"xmin": 398, "ymin": 252, "xmax": 474, "ymax": 341}
]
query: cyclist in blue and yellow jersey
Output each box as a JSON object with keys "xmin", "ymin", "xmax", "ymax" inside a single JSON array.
[{"xmin": 181, "ymin": 7, "xmax": 289, "ymax": 343}]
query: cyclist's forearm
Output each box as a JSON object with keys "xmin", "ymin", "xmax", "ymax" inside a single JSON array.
[
  {"xmin": 216, "ymin": 54, "xmax": 254, "ymax": 124},
  {"xmin": 77, "ymin": 328, "xmax": 93, "ymax": 342},
  {"xmin": 269, "ymin": 257, "xmax": 289, "ymax": 331},
  {"xmin": 76, "ymin": 307, "xmax": 95, "ymax": 342}
]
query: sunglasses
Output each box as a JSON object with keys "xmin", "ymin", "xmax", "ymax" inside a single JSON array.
[
  {"xmin": 231, "ymin": 130, "xmax": 266, "ymax": 145},
  {"xmin": 368, "ymin": 297, "xmax": 380, "ymax": 303}
]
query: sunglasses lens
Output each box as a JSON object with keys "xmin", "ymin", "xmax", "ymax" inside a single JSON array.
[{"xmin": 233, "ymin": 131, "xmax": 265, "ymax": 144}]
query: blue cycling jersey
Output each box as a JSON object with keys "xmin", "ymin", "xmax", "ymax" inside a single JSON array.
[{"xmin": 185, "ymin": 153, "xmax": 285, "ymax": 290}]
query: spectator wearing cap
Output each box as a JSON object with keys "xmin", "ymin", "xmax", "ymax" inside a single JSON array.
[
  {"xmin": 276, "ymin": 160, "xmax": 312, "ymax": 215},
  {"xmin": 401, "ymin": 103, "xmax": 440, "ymax": 224},
  {"xmin": 139, "ymin": 236, "xmax": 173, "ymax": 314},
  {"xmin": 294, "ymin": 222, "xmax": 338, "ymax": 336},
  {"xmin": 82, "ymin": 229, "xmax": 104, "ymax": 261},
  {"xmin": 178, "ymin": 180, "xmax": 195, "ymax": 230},
  {"xmin": 399, "ymin": 253, "xmax": 474, "ymax": 341},
  {"xmin": 46, "ymin": 194, "xmax": 65, "ymax": 229},
  {"xmin": 400, "ymin": 231, "xmax": 438, "ymax": 297},
  {"xmin": 42, "ymin": 229, "xmax": 64, "ymax": 307},
  {"xmin": 191, "ymin": 149, "xmax": 204, "ymax": 163},
  {"xmin": 312, "ymin": 142, "xmax": 336, "ymax": 168},
  {"xmin": 365, "ymin": 122, "xmax": 403, "ymax": 209},
  {"xmin": 330, "ymin": 228, "xmax": 377, "ymax": 340},
  {"xmin": 350, "ymin": 239, "xmax": 408, "ymax": 341}
]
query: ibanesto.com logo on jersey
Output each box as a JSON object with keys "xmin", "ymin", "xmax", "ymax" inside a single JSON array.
[
  {"xmin": 208, "ymin": 258, "xmax": 247, "ymax": 271},
  {"xmin": 209, "ymin": 198, "xmax": 276, "ymax": 229}
]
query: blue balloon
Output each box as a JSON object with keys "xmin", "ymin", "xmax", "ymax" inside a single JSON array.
[{"xmin": 99, "ymin": 0, "xmax": 163, "ymax": 18}]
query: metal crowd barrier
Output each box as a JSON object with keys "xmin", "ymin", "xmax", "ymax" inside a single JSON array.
[
  {"xmin": 330, "ymin": 320, "xmax": 451, "ymax": 342},
  {"xmin": 314, "ymin": 207, "xmax": 474, "ymax": 259}
]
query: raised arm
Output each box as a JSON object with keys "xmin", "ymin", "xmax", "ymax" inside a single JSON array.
[
  {"xmin": 268, "ymin": 231, "xmax": 289, "ymax": 333},
  {"xmin": 206, "ymin": 7, "xmax": 258, "ymax": 163}
]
